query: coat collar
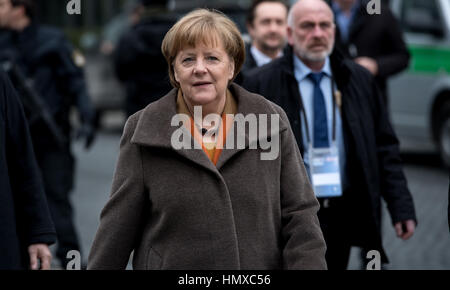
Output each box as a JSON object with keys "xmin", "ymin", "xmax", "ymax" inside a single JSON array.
[{"xmin": 131, "ymin": 83, "xmax": 285, "ymax": 171}]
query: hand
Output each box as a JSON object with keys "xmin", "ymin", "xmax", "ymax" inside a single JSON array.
[
  {"xmin": 28, "ymin": 244, "xmax": 52, "ymax": 270},
  {"xmin": 355, "ymin": 57, "xmax": 378, "ymax": 76},
  {"xmin": 77, "ymin": 122, "xmax": 96, "ymax": 150},
  {"xmin": 394, "ymin": 219, "xmax": 416, "ymax": 240}
]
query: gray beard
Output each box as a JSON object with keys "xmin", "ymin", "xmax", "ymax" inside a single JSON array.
[{"xmin": 296, "ymin": 45, "xmax": 333, "ymax": 63}]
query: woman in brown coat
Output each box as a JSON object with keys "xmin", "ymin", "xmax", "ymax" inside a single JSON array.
[{"xmin": 88, "ymin": 9, "xmax": 326, "ymax": 270}]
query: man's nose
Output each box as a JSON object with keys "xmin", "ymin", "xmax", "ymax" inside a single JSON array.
[
  {"xmin": 311, "ymin": 25, "xmax": 325, "ymax": 37},
  {"xmin": 269, "ymin": 21, "xmax": 281, "ymax": 32}
]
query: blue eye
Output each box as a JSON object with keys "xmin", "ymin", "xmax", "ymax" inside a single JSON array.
[{"xmin": 207, "ymin": 56, "xmax": 218, "ymax": 61}]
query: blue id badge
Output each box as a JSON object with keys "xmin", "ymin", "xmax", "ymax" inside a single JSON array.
[{"xmin": 309, "ymin": 144, "xmax": 342, "ymax": 198}]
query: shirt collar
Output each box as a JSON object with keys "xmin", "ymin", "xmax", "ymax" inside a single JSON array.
[
  {"xmin": 293, "ymin": 53, "xmax": 332, "ymax": 82},
  {"xmin": 250, "ymin": 45, "xmax": 283, "ymax": 67}
]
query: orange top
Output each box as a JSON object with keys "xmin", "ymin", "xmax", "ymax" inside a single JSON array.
[{"xmin": 176, "ymin": 90, "xmax": 237, "ymax": 166}]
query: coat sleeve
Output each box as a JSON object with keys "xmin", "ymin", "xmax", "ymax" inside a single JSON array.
[
  {"xmin": 88, "ymin": 114, "xmax": 147, "ymax": 270},
  {"xmin": 275, "ymin": 105, "xmax": 327, "ymax": 270},
  {"xmin": 2, "ymin": 71, "xmax": 56, "ymax": 246},
  {"xmin": 369, "ymin": 76, "xmax": 417, "ymax": 225}
]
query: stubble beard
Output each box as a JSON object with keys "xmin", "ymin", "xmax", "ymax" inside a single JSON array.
[
  {"xmin": 296, "ymin": 40, "xmax": 334, "ymax": 63},
  {"xmin": 258, "ymin": 34, "xmax": 286, "ymax": 55}
]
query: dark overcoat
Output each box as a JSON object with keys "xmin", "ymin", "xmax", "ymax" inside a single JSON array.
[
  {"xmin": 241, "ymin": 46, "xmax": 417, "ymax": 262},
  {"xmin": 114, "ymin": 14, "xmax": 176, "ymax": 116},
  {"xmin": 0, "ymin": 71, "xmax": 56, "ymax": 270},
  {"xmin": 88, "ymin": 83, "xmax": 327, "ymax": 270}
]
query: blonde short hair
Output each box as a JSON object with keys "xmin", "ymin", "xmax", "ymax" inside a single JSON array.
[{"xmin": 162, "ymin": 9, "xmax": 245, "ymax": 88}]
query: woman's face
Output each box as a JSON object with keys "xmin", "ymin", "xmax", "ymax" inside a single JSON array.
[{"xmin": 173, "ymin": 40, "xmax": 235, "ymax": 109}]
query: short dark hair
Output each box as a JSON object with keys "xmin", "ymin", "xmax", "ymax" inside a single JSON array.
[
  {"xmin": 246, "ymin": 0, "xmax": 289, "ymax": 27},
  {"xmin": 11, "ymin": 0, "xmax": 36, "ymax": 19}
]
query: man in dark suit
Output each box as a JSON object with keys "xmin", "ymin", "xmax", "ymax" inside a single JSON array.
[
  {"xmin": 329, "ymin": 0, "xmax": 410, "ymax": 106},
  {"xmin": 242, "ymin": 0, "xmax": 289, "ymax": 72},
  {"xmin": 242, "ymin": 0, "xmax": 416, "ymax": 269},
  {"xmin": 0, "ymin": 70, "xmax": 56, "ymax": 270}
]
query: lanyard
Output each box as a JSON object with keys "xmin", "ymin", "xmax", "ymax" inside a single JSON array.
[{"xmin": 298, "ymin": 75, "xmax": 339, "ymax": 146}]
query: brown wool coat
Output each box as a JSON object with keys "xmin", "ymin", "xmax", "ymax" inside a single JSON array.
[{"xmin": 88, "ymin": 83, "xmax": 327, "ymax": 270}]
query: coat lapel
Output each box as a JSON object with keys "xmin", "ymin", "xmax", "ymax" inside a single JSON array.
[
  {"xmin": 216, "ymin": 84, "xmax": 253, "ymax": 169},
  {"xmin": 215, "ymin": 117, "xmax": 249, "ymax": 170},
  {"xmin": 216, "ymin": 84, "xmax": 285, "ymax": 169},
  {"xmin": 131, "ymin": 89, "xmax": 219, "ymax": 174}
]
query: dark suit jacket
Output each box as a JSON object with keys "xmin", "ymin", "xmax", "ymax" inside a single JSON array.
[
  {"xmin": 241, "ymin": 46, "xmax": 417, "ymax": 262},
  {"xmin": 242, "ymin": 44, "xmax": 258, "ymax": 72},
  {"xmin": 0, "ymin": 70, "xmax": 56, "ymax": 269},
  {"xmin": 114, "ymin": 14, "xmax": 176, "ymax": 116},
  {"xmin": 234, "ymin": 44, "xmax": 258, "ymax": 85},
  {"xmin": 331, "ymin": 0, "xmax": 410, "ymax": 103}
]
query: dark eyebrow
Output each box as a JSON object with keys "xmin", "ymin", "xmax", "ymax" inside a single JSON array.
[{"xmin": 300, "ymin": 21, "xmax": 315, "ymax": 25}]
